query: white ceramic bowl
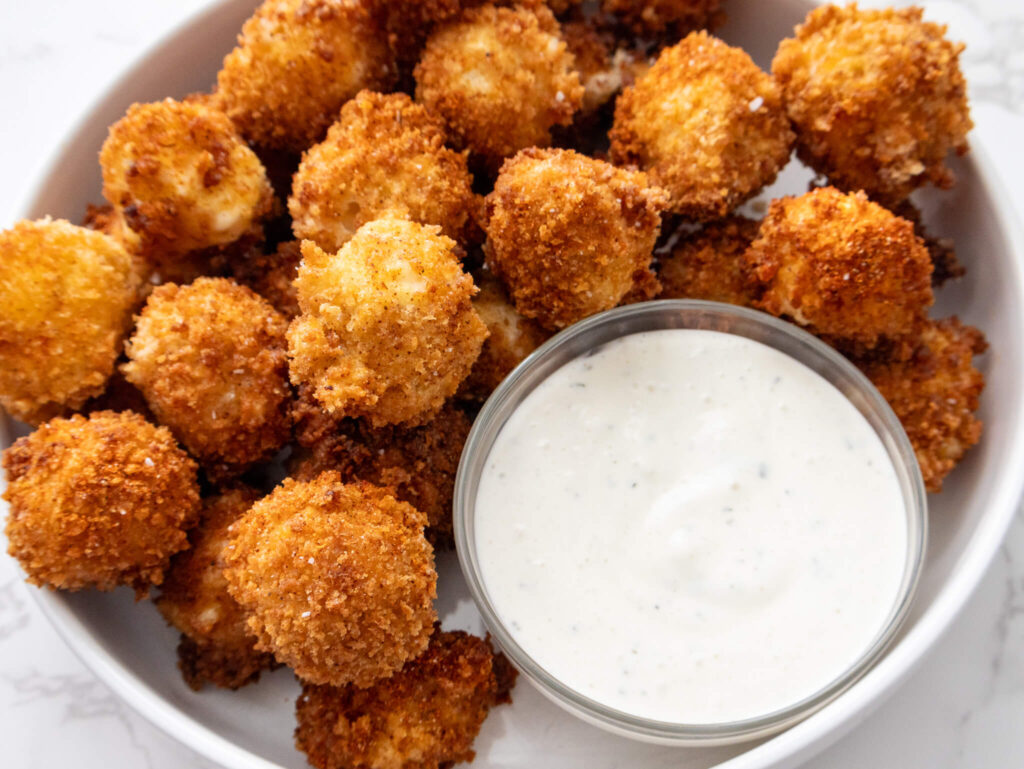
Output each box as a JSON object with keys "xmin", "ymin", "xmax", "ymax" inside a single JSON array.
[{"xmin": 3, "ymin": 1, "xmax": 1024, "ymax": 768}]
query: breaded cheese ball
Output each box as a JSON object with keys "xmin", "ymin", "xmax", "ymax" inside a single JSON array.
[
  {"xmin": 745, "ymin": 187, "xmax": 934, "ymax": 349},
  {"xmin": 856, "ymin": 318, "xmax": 986, "ymax": 493},
  {"xmin": 295, "ymin": 629, "xmax": 516, "ymax": 769},
  {"xmin": 603, "ymin": 0, "xmax": 722, "ymax": 37},
  {"xmin": 0, "ymin": 219, "xmax": 140, "ymax": 424},
  {"xmin": 287, "ymin": 220, "xmax": 487, "ymax": 427},
  {"xmin": 223, "ymin": 473, "xmax": 438, "ymax": 687},
  {"xmin": 414, "ymin": 3, "xmax": 584, "ymax": 168},
  {"xmin": 773, "ymin": 5, "xmax": 972, "ymax": 204},
  {"xmin": 289, "ymin": 91, "xmax": 476, "ymax": 252},
  {"xmin": 156, "ymin": 487, "xmax": 278, "ymax": 690},
  {"xmin": 3, "ymin": 411, "xmax": 200, "ymax": 592},
  {"xmin": 100, "ymin": 98, "xmax": 274, "ymax": 262},
  {"xmin": 291, "ymin": 396, "xmax": 472, "ymax": 548},
  {"xmin": 659, "ymin": 216, "xmax": 761, "ymax": 306},
  {"xmin": 122, "ymin": 278, "xmax": 291, "ymax": 481},
  {"xmin": 213, "ymin": 0, "xmax": 395, "ymax": 153},
  {"xmin": 486, "ymin": 148, "xmax": 666, "ymax": 330},
  {"xmin": 610, "ymin": 31, "xmax": 793, "ymax": 220}
]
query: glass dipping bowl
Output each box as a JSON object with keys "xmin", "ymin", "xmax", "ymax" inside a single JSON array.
[{"xmin": 453, "ymin": 300, "xmax": 928, "ymax": 746}]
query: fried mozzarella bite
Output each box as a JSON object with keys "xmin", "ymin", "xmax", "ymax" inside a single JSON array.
[
  {"xmin": 229, "ymin": 239, "xmax": 302, "ymax": 319},
  {"xmin": 291, "ymin": 397, "xmax": 471, "ymax": 548},
  {"xmin": 745, "ymin": 187, "xmax": 933, "ymax": 349},
  {"xmin": 0, "ymin": 219, "xmax": 140, "ymax": 424},
  {"xmin": 213, "ymin": 0, "xmax": 395, "ymax": 153},
  {"xmin": 289, "ymin": 91, "xmax": 476, "ymax": 253},
  {"xmin": 3, "ymin": 411, "xmax": 200, "ymax": 593},
  {"xmin": 100, "ymin": 98, "xmax": 274, "ymax": 263},
  {"xmin": 122, "ymin": 278, "xmax": 291, "ymax": 481},
  {"xmin": 855, "ymin": 318, "xmax": 985, "ymax": 493},
  {"xmin": 287, "ymin": 220, "xmax": 487, "ymax": 427},
  {"xmin": 156, "ymin": 487, "xmax": 278, "ymax": 690},
  {"xmin": 773, "ymin": 4, "xmax": 972, "ymax": 205},
  {"xmin": 603, "ymin": 0, "xmax": 722, "ymax": 37},
  {"xmin": 458, "ymin": 274, "xmax": 551, "ymax": 402},
  {"xmin": 223, "ymin": 473, "xmax": 437, "ymax": 687},
  {"xmin": 610, "ymin": 31, "xmax": 793, "ymax": 220},
  {"xmin": 295, "ymin": 629, "xmax": 516, "ymax": 769},
  {"xmin": 414, "ymin": 3, "xmax": 584, "ymax": 168},
  {"xmin": 659, "ymin": 216, "xmax": 760, "ymax": 306},
  {"xmin": 486, "ymin": 148, "xmax": 665, "ymax": 330}
]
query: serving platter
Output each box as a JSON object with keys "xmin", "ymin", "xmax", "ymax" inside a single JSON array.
[{"xmin": 3, "ymin": 0, "xmax": 1024, "ymax": 768}]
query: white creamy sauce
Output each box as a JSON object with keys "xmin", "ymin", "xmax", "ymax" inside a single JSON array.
[{"xmin": 474, "ymin": 329, "xmax": 907, "ymax": 724}]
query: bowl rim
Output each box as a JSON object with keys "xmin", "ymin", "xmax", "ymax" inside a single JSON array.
[{"xmin": 11, "ymin": 1, "xmax": 1024, "ymax": 767}]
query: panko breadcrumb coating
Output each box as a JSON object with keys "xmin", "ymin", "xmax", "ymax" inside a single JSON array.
[
  {"xmin": 287, "ymin": 220, "xmax": 487, "ymax": 427},
  {"xmin": 100, "ymin": 99, "xmax": 274, "ymax": 264},
  {"xmin": 156, "ymin": 487, "xmax": 278, "ymax": 690},
  {"xmin": 295, "ymin": 628, "xmax": 516, "ymax": 769},
  {"xmin": 610, "ymin": 31, "xmax": 793, "ymax": 220},
  {"xmin": 745, "ymin": 187, "xmax": 933, "ymax": 349},
  {"xmin": 289, "ymin": 91, "xmax": 476, "ymax": 253},
  {"xmin": 486, "ymin": 147, "xmax": 666, "ymax": 330},
  {"xmin": 213, "ymin": 0, "xmax": 395, "ymax": 153},
  {"xmin": 603, "ymin": 0, "xmax": 722, "ymax": 37},
  {"xmin": 773, "ymin": 4, "xmax": 972, "ymax": 204},
  {"xmin": 122, "ymin": 278, "xmax": 291, "ymax": 481},
  {"xmin": 223, "ymin": 473, "xmax": 437, "ymax": 687},
  {"xmin": 855, "ymin": 318, "xmax": 986, "ymax": 492},
  {"xmin": 3, "ymin": 411, "xmax": 200, "ymax": 592},
  {"xmin": 659, "ymin": 216, "xmax": 761, "ymax": 306},
  {"xmin": 230, "ymin": 239, "xmax": 302, "ymax": 319},
  {"xmin": 458, "ymin": 274, "xmax": 551, "ymax": 401},
  {"xmin": 414, "ymin": 3, "xmax": 584, "ymax": 168},
  {"xmin": 0, "ymin": 219, "xmax": 140, "ymax": 425}
]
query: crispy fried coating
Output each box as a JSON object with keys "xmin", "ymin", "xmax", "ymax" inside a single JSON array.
[
  {"xmin": 603, "ymin": 0, "xmax": 722, "ymax": 37},
  {"xmin": 746, "ymin": 187, "xmax": 933, "ymax": 349},
  {"xmin": 855, "ymin": 318, "xmax": 985, "ymax": 492},
  {"xmin": 414, "ymin": 3, "xmax": 584, "ymax": 168},
  {"xmin": 156, "ymin": 487, "xmax": 278, "ymax": 690},
  {"xmin": 659, "ymin": 216, "xmax": 760, "ymax": 306},
  {"xmin": 458, "ymin": 274, "xmax": 551, "ymax": 401},
  {"xmin": 223, "ymin": 473, "xmax": 437, "ymax": 687},
  {"xmin": 213, "ymin": 0, "xmax": 395, "ymax": 153},
  {"xmin": 291, "ymin": 396, "xmax": 471, "ymax": 548},
  {"xmin": 287, "ymin": 220, "xmax": 487, "ymax": 427},
  {"xmin": 773, "ymin": 4, "xmax": 972, "ymax": 205},
  {"xmin": 610, "ymin": 31, "xmax": 793, "ymax": 220},
  {"xmin": 230, "ymin": 239, "xmax": 302, "ymax": 319},
  {"xmin": 100, "ymin": 98, "xmax": 274, "ymax": 263},
  {"xmin": 3, "ymin": 411, "xmax": 200, "ymax": 592},
  {"xmin": 289, "ymin": 91, "xmax": 476, "ymax": 253},
  {"xmin": 0, "ymin": 219, "xmax": 140, "ymax": 424},
  {"xmin": 294, "ymin": 628, "xmax": 516, "ymax": 769},
  {"xmin": 889, "ymin": 199, "xmax": 965, "ymax": 287},
  {"xmin": 122, "ymin": 278, "xmax": 291, "ymax": 481},
  {"xmin": 485, "ymin": 147, "xmax": 665, "ymax": 330},
  {"xmin": 561, "ymin": 19, "xmax": 649, "ymax": 116}
]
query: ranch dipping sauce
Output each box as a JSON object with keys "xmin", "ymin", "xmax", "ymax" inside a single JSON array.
[{"xmin": 474, "ymin": 328, "xmax": 907, "ymax": 724}]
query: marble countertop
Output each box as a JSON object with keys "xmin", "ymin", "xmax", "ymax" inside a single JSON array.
[{"xmin": 1, "ymin": 1, "xmax": 1023, "ymax": 768}]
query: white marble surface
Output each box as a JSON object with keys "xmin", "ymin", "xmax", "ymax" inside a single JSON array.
[{"xmin": 0, "ymin": 1, "xmax": 1023, "ymax": 768}]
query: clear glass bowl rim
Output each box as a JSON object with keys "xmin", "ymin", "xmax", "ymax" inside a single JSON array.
[{"xmin": 453, "ymin": 299, "xmax": 928, "ymax": 745}]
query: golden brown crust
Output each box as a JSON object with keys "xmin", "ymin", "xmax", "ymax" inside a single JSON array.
[
  {"xmin": 854, "ymin": 318, "xmax": 986, "ymax": 492},
  {"xmin": 223, "ymin": 474, "xmax": 438, "ymax": 687},
  {"xmin": 0, "ymin": 219, "xmax": 141, "ymax": 424},
  {"xmin": 289, "ymin": 91, "xmax": 476, "ymax": 252},
  {"xmin": 213, "ymin": 0, "xmax": 395, "ymax": 153},
  {"xmin": 122, "ymin": 277, "xmax": 291, "ymax": 482},
  {"xmin": 610, "ymin": 31, "xmax": 793, "ymax": 220},
  {"xmin": 602, "ymin": 0, "xmax": 722, "ymax": 37},
  {"xmin": 414, "ymin": 3, "xmax": 584, "ymax": 168},
  {"xmin": 294, "ymin": 628, "xmax": 516, "ymax": 769},
  {"xmin": 229, "ymin": 239, "xmax": 302, "ymax": 319},
  {"xmin": 745, "ymin": 187, "xmax": 934, "ymax": 349},
  {"xmin": 659, "ymin": 216, "xmax": 761, "ymax": 306},
  {"xmin": 773, "ymin": 4, "xmax": 972, "ymax": 205},
  {"xmin": 287, "ymin": 220, "xmax": 487, "ymax": 427},
  {"xmin": 3, "ymin": 411, "xmax": 200, "ymax": 593},
  {"xmin": 156, "ymin": 487, "xmax": 278, "ymax": 690},
  {"xmin": 485, "ymin": 147, "xmax": 666, "ymax": 330}
]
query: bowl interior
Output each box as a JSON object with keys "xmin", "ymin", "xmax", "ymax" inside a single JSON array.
[{"xmin": 4, "ymin": 0, "xmax": 1024, "ymax": 768}]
